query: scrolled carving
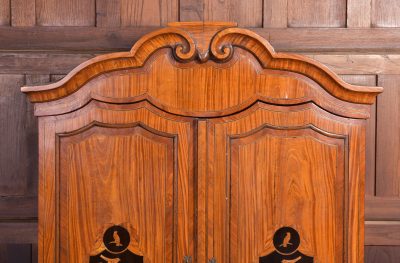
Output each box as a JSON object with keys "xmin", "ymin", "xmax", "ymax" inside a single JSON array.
[
  {"xmin": 130, "ymin": 27, "xmax": 197, "ymax": 63},
  {"xmin": 209, "ymin": 29, "xmax": 235, "ymax": 62},
  {"xmin": 209, "ymin": 27, "xmax": 274, "ymax": 64},
  {"xmin": 173, "ymin": 42, "xmax": 197, "ymax": 62},
  {"xmin": 210, "ymin": 43, "xmax": 233, "ymax": 62}
]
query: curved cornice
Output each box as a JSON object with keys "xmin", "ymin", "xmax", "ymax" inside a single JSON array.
[{"xmin": 21, "ymin": 22, "xmax": 382, "ymax": 105}]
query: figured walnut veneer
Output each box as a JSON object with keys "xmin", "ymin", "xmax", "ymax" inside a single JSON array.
[{"xmin": 22, "ymin": 22, "xmax": 382, "ymax": 263}]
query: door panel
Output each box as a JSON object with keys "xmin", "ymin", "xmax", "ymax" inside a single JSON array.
[
  {"xmin": 231, "ymin": 128, "xmax": 345, "ymax": 263},
  {"xmin": 205, "ymin": 102, "xmax": 361, "ymax": 263},
  {"xmin": 40, "ymin": 101, "xmax": 195, "ymax": 263},
  {"xmin": 59, "ymin": 126, "xmax": 174, "ymax": 262}
]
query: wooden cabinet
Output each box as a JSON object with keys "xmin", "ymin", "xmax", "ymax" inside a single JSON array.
[{"xmin": 22, "ymin": 22, "xmax": 382, "ymax": 263}]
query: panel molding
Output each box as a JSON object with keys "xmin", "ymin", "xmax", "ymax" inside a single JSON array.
[
  {"xmin": 4, "ymin": 52, "xmax": 400, "ymax": 77},
  {"xmin": 2, "ymin": 27, "xmax": 400, "ymax": 52},
  {"xmin": 0, "ymin": 196, "xmax": 37, "ymax": 220},
  {"xmin": 365, "ymin": 221, "xmax": 400, "ymax": 245},
  {"xmin": 366, "ymin": 197, "xmax": 400, "ymax": 221}
]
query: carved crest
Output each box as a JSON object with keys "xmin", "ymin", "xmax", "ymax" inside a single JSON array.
[{"xmin": 22, "ymin": 21, "xmax": 382, "ymax": 106}]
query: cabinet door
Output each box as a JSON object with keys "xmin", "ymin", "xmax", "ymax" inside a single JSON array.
[
  {"xmin": 204, "ymin": 102, "xmax": 364, "ymax": 263},
  {"xmin": 39, "ymin": 101, "xmax": 195, "ymax": 263}
]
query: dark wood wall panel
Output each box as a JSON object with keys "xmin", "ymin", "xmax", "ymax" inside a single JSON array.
[
  {"xmin": 287, "ymin": 0, "xmax": 347, "ymax": 27},
  {"xmin": 365, "ymin": 246, "xmax": 400, "ymax": 263},
  {"xmin": 372, "ymin": 0, "xmax": 400, "ymax": 27},
  {"xmin": 347, "ymin": 0, "xmax": 371, "ymax": 27},
  {"xmin": 3, "ymin": 0, "xmax": 400, "ymax": 28},
  {"xmin": 376, "ymin": 75, "xmax": 400, "ymax": 197},
  {"xmin": 366, "ymin": 197, "xmax": 400, "ymax": 221},
  {"xmin": 3, "ymin": 27, "xmax": 400, "ymax": 52},
  {"xmin": 0, "ymin": 0, "xmax": 10, "ymax": 25},
  {"xmin": 0, "ymin": 244, "xmax": 32, "ymax": 263},
  {"xmin": 120, "ymin": 0, "xmax": 178, "ymax": 26},
  {"xmin": 204, "ymin": 0, "xmax": 263, "ymax": 27},
  {"xmin": 365, "ymin": 222, "xmax": 400, "ymax": 245},
  {"xmin": 36, "ymin": 0, "xmax": 95, "ymax": 26},
  {"xmin": 0, "ymin": 222, "xmax": 37, "ymax": 244},
  {"xmin": 11, "ymin": 0, "xmax": 36, "ymax": 26},
  {"xmin": 0, "ymin": 196, "xmax": 37, "ymax": 219},
  {"xmin": 179, "ymin": 0, "xmax": 204, "ymax": 21},
  {"xmin": 96, "ymin": 0, "xmax": 121, "ymax": 27},
  {"xmin": 0, "ymin": 75, "xmax": 37, "ymax": 196},
  {"xmin": 264, "ymin": 0, "xmax": 287, "ymax": 28}
]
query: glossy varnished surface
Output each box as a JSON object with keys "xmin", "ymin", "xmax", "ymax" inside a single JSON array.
[
  {"xmin": 59, "ymin": 126, "xmax": 174, "ymax": 262},
  {"xmin": 22, "ymin": 22, "xmax": 380, "ymax": 263},
  {"xmin": 39, "ymin": 102, "xmax": 195, "ymax": 262},
  {"xmin": 204, "ymin": 102, "xmax": 363, "ymax": 263},
  {"xmin": 21, "ymin": 22, "xmax": 382, "ymax": 105}
]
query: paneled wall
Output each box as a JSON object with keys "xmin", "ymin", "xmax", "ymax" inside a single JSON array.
[{"xmin": 1, "ymin": 0, "xmax": 400, "ymax": 262}]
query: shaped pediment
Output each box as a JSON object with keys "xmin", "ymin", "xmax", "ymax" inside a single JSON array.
[{"xmin": 22, "ymin": 22, "xmax": 382, "ymax": 118}]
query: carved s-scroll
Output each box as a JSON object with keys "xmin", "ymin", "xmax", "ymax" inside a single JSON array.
[
  {"xmin": 130, "ymin": 27, "xmax": 197, "ymax": 63},
  {"xmin": 209, "ymin": 28, "xmax": 275, "ymax": 64}
]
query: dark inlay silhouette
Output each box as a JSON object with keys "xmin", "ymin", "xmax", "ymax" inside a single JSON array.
[
  {"xmin": 259, "ymin": 227, "xmax": 313, "ymax": 263},
  {"xmin": 90, "ymin": 225, "xmax": 143, "ymax": 263}
]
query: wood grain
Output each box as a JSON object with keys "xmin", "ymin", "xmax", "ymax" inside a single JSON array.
[
  {"xmin": 347, "ymin": 0, "xmax": 371, "ymax": 27},
  {"xmin": 0, "ymin": 0, "xmax": 10, "ymax": 25},
  {"xmin": 95, "ymin": 0, "xmax": 121, "ymax": 27},
  {"xmin": 376, "ymin": 75, "xmax": 400, "ymax": 197},
  {"xmin": 366, "ymin": 197, "xmax": 400, "ymax": 220},
  {"xmin": 305, "ymin": 54, "xmax": 400, "ymax": 75},
  {"xmin": 20, "ymin": 23, "xmax": 379, "ymax": 263},
  {"xmin": 0, "ymin": 244, "xmax": 32, "ymax": 263},
  {"xmin": 0, "ymin": 53, "xmax": 98, "ymax": 74},
  {"xmin": 60, "ymin": 126, "xmax": 175, "ymax": 262},
  {"xmin": 121, "ymin": 0, "xmax": 178, "ymax": 26},
  {"xmin": 11, "ymin": 0, "xmax": 36, "ymax": 26},
  {"xmin": 230, "ymin": 128, "xmax": 345, "ymax": 262},
  {"xmin": 32, "ymin": 243, "xmax": 38, "ymax": 263},
  {"xmin": 365, "ymin": 221, "xmax": 400, "ymax": 245},
  {"xmin": 0, "ymin": 27, "xmax": 156, "ymax": 51},
  {"xmin": 0, "ymin": 196, "xmax": 37, "ymax": 219},
  {"xmin": 204, "ymin": 0, "xmax": 263, "ymax": 27},
  {"xmin": 39, "ymin": 102, "xmax": 195, "ymax": 262},
  {"xmin": 5, "ymin": 52, "xmax": 400, "ymax": 77},
  {"xmin": 340, "ymin": 75, "xmax": 377, "ymax": 196},
  {"xmin": 50, "ymin": 75, "xmax": 66, "ymax": 82},
  {"xmin": 207, "ymin": 102, "xmax": 363, "ymax": 263},
  {"xmin": 263, "ymin": 0, "xmax": 287, "ymax": 28},
  {"xmin": 0, "ymin": 75, "xmax": 37, "ymax": 196},
  {"xmin": 27, "ymin": 48, "xmax": 372, "ymax": 118},
  {"xmin": 179, "ymin": 0, "xmax": 204, "ymax": 21},
  {"xmin": 3, "ymin": 27, "xmax": 400, "ymax": 53},
  {"xmin": 372, "ymin": 0, "xmax": 400, "ymax": 27},
  {"xmin": 36, "ymin": 0, "xmax": 95, "ymax": 26},
  {"xmin": 0, "ymin": 1, "xmax": 396, "ymax": 261},
  {"xmin": 0, "ymin": 222, "xmax": 37, "ymax": 243},
  {"xmin": 253, "ymin": 28, "xmax": 400, "ymax": 52},
  {"xmin": 197, "ymin": 121, "xmax": 207, "ymax": 263},
  {"xmin": 20, "ymin": 25, "xmax": 382, "ymax": 105},
  {"xmin": 288, "ymin": 0, "xmax": 346, "ymax": 27},
  {"xmin": 365, "ymin": 246, "xmax": 400, "ymax": 263}
]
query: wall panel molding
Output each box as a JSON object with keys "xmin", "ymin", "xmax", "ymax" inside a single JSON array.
[
  {"xmin": 365, "ymin": 222, "xmax": 400, "ymax": 245},
  {"xmin": 2, "ymin": 27, "xmax": 400, "ymax": 52},
  {"xmin": 4, "ymin": 52, "xmax": 400, "ymax": 75}
]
